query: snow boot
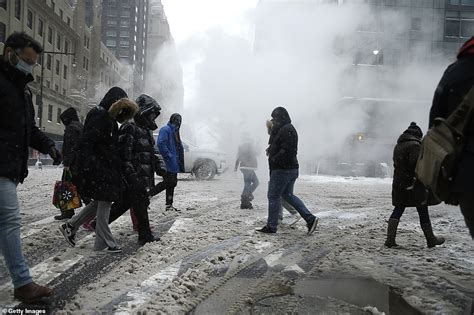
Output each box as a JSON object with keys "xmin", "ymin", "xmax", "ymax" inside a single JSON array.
[
  {"xmin": 421, "ymin": 222, "xmax": 445, "ymax": 248},
  {"xmin": 240, "ymin": 195, "xmax": 253, "ymax": 209},
  {"xmin": 54, "ymin": 210, "xmax": 74, "ymax": 221},
  {"xmin": 166, "ymin": 204, "xmax": 180, "ymax": 212},
  {"xmin": 384, "ymin": 218, "xmax": 399, "ymax": 248}
]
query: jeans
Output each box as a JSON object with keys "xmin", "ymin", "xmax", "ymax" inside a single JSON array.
[
  {"xmin": 389, "ymin": 205, "xmax": 430, "ymax": 225},
  {"xmin": 241, "ymin": 169, "xmax": 259, "ymax": 198},
  {"xmin": 458, "ymin": 193, "xmax": 474, "ymax": 239},
  {"xmin": 267, "ymin": 169, "xmax": 316, "ymax": 231},
  {"xmin": 0, "ymin": 177, "xmax": 32, "ymax": 288}
]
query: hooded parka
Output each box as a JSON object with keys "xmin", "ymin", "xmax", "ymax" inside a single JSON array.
[
  {"xmin": 267, "ymin": 107, "xmax": 299, "ymax": 171},
  {"xmin": 60, "ymin": 107, "xmax": 83, "ymax": 173}
]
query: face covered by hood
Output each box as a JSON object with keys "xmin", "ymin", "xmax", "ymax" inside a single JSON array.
[
  {"xmin": 134, "ymin": 94, "xmax": 161, "ymax": 130},
  {"xmin": 100, "ymin": 87, "xmax": 128, "ymax": 111},
  {"xmin": 270, "ymin": 106, "xmax": 291, "ymax": 130},
  {"xmin": 169, "ymin": 113, "xmax": 182, "ymax": 129},
  {"xmin": 457, "ymin": 36, "xmax": 474, "ymax": 59},
  {"xmin": 60, "ymin": 107, "xmax": 79, "ymax": 126},
  {"xmin": 100, "ymin": 87, "xmax": 138, "ymax": 123}
]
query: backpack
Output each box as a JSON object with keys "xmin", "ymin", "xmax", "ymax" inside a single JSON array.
[{"xmin": 415, "ymin": 86, "xmax": 474, "ymax": 205}]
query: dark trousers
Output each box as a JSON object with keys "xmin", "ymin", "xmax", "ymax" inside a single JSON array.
[
  {"xmin": 389, "ymin": 205, "xmax": 430, "ymax": 225},
  {"xmin": 109, "ymin": 189, "xmax": 152, "ymax": 240},
  {"xmin": 152, "ymin": 172, "xmax": 178, "ymax": 205},
  {"xmin": 241, "ymin": 169, "xmax": 259, "ymax": 199},
  {"xmin": 458, "ymin": 193, "xmax": 474, "ymax": 238}
]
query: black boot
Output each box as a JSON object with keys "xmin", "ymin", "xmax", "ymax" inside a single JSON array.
[
  {"xmin": 385, "ymin": 218, "xmax": 399, "ymax": 248},
  {"xmin": 421, "ymin": 222, "xmax": 445, "ymax": 248},
  {"xmin": 240, "ymin": 195, "xmax": 252, "ymax": 209},
  {"xmin": 54, "ymin": 210, "xmax": 74, "ymax": 221}
]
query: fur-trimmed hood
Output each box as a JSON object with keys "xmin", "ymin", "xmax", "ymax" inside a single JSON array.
[{"xmin": 108, "ymin": 98, "xmax": 139, "ymax": 123}]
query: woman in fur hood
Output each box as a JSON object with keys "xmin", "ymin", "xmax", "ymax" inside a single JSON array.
[{"xmin": 59, "ymin": 87, "xmax": 138, "ymax": 253}]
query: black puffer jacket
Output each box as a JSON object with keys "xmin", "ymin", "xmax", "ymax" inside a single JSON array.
[
  {"xmin": 0, "ymin": 59, "xmax": 55, "ymax": 183},
  {"xmin": 60, "ymin": 108, "xmax": 83, "ymax": 173},
  {"xmin": 74, "ymin": 88, "xmax": 138, "ymax": 202},
  {"xmin": 392, "ymin": 132, "xmax": 439, "ymax": 207},
  {"xmin": 267, "ymin": 107, "xmax": 299, "ymax": 171},
  {"xmin": 118, "ymin": 123, "xmax": 156, "ymax": 191},
  {"xmin": 430, "ymin": 50, "xmax": 474, "ymax": 193}
]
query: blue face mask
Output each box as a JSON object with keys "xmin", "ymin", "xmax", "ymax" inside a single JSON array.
[{"xmin": 15, "ymin": 59, "xmax": 34, "ymax": 75}]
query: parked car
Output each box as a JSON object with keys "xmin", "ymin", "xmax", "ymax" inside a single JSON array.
[{"xmin": 154, "ymin": 136, "xmax": 228, "ymax": 180}]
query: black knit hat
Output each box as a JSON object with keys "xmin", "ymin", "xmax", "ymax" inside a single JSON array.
[{"xmin": 404, "ymin": 122, "xmax": 423, "ymax": 139}]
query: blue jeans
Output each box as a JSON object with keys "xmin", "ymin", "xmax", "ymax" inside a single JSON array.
[
  {"xmin": 241, "ymin": 169, "xmax": 259, "ymax": 198},
  {"xmin": 0, "ymin": 177, "xmax": 32, "ymax": 288},
  {"xmin": 267, "ymin": 169, "xmax": 316, "ymax": 231}
]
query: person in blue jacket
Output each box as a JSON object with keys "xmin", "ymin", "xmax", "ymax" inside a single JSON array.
[{"xmin": 149, "ymin": 113, "xmax": 184, "ymax": 211}]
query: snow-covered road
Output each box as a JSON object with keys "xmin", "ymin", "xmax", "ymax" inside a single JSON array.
[{"xmin": 0, "ymin": 167, "xmax": 472, "ymax": 314}]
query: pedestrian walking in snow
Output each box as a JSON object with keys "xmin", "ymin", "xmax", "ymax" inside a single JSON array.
[
  {"xmin": 59, "ymin": 87, "xmax": 138, "ymax": 253},
  {"xmin": 257, "ymin": 107, "xmax": 319, "ymax": 234},
  {"xmin": 429, "ymin": 37, "xmax": 474, "ymax": 239},
  {"xmin": 107, "ymin": 94, "xmax": 161, "ymax": 245},
  {"xmin": 235, "ymin": 135, "xmax": 259, "ymax": 209},
  {"xmin": 54, "ymin": 107, "xmax": 84, "ymax": 221},
  {"xmin": 265, "ymin": 119, "xmax": 301, "ymax": 227},
  {"xmin": 385, "ymin": 122, "xmax": 445, "ymax": 248},
  {"xmin": 149, "ymin": 113, "xmax": 184, "ymax": 212},
  {"xmin": 0, "ymin": 32, "xmax": 62, "ymax": 302}
]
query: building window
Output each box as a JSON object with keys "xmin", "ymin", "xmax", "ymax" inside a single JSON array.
[
  {"xmin": 120, "ymin": 20, "xmax": 130, "ymax": 27},
  {"xmin": 107, "ymin": 19, "xmax": 118, "ymax": 26},
  {"xmin": 0, "ymin": 0, "xmax": 6, "ymax": 10},
  {"xmin": 55, "ymin": 59, "xmax": 60, "ymax": 75},
  {"xmin": 106, "ymin": 30, "xmax": 117, "ymax": 36},
  {"xmin": 106, "ymin": 39, "xmax": 116, "ymax": 47},
  {"xmin": 59, "ymin": 9, "xmax": 63, "ymax": 20},
  {"xmin": 27, "ymin": 10, "xmax": 33, "ymax": 29},
  {"xmin": 83, "ymin": 57, "xmax": 89, "ymax": 71},
  {"xmin": 48, "ymin": 105, "xmax": 53, "ymax": 121},
  {"xmin": 63, "ymin": 65, "xmax": 67, "ymax": 79},
  {"xmin": 51, "ymin": 0, "xmax": 55, "ymax": 11},
  {"xmin": 120, "ymin": 30, "xmax": 130, "ymax": 37},
  {"xmin": 0, "ymin": 23, "xmax": 5, "ymax": 44},
  {"xmin": 411, "ymin": 17, "xmax": 421, "ymax": 31},
  {"xmin": 65, "ymin": 40, "xmax": 69, "ymax": 53},
  {"xmin": 67, "ymin": 17, "xmax": 71, "ymax": 26},
  {"xmin": 46, "ymin": 54, "xmax": 52, "ymax": 70},
  {"xmin": 14, "ymin": 0, "xmax": 21, "ymax": 20},
  {"xmin": 446, "ymin": 11, "xmax": 474, "ymax": 38},
  {"xmin": 120, "ymin": 10, "xmax": 131, "ymax": 17},
  {"xmin": 46, "ymin": 80, "xmax": 50, "ymax": 88},
  {"xmin": 48, "ymin": 27, "xmax": 53, "ymax": 44},
  {"xmin": 120, "ymin": 40, "xmax": 130, "ymax": 47},
  {"xmin": 38, "ymin": 19, "xmax": 44, "ymax": 36},
  {"xmin": 107, "ymin": 8, "xmax": 118, "ymax": 17},
  {"xmin": 62, "ymin": 88, "xmax": 66, "ymax": 95},
  {"xmin": 86, "ymin": 37, "xmax": 90, "ymax": 49},
  {"xmin": 461, "ymin": 0, "xmax": 474, "ymax": 5},
  {"xmin": 57, "ymin": 108, "xmax": 62, "ymax": 123},
  {"xmin": 54, "ymin": 84, "xmax": 59, "ymax": 92},
  {"xmin": 56, "ymin": 34, "xmax": 61, "ymax": 50}
]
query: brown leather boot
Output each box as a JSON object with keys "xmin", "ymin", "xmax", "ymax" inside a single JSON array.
[{"xmin": 14, "ymin": 282, "xmax": 52, "ymax": 303}]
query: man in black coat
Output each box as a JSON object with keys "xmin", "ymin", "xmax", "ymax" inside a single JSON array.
[
  {"xmin": 257, "ymin": 107, "xmax": 319, "ymax": 234},
  {"xmin": 429, "ymin": 37, "xmax": 474, "ymax": 238},
  {"xmin": 385, "ymin": 122, "xmax": 445, "ymax": 248},
  {"xmin": 0, "ymin": 32, "xmax": 61, "ymax": 303},
  {"xmin": 54, "ymin": 107, "xmax": 83, "ymax": 220},
  {"xmin": 108, "ymin": 94, "xmax": 162, "ymax": 245}
]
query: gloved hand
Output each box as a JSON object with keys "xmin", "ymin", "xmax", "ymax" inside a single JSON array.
[{"xmin": 49, "ymin": 147, "xmax": 62, "ymax": 165}]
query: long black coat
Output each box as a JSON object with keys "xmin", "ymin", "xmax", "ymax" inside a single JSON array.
[
  {"xmin": 0, "ymin": 59, "xmax": 55, "ymax": 183},
  {"xmin": 267, "ymin": 109, "xmax": 299, "ymax": 171},
  {"xmin": 118, "ymin": 122, "xmax": 156, "ymax": 191},
  {"xmin": 392, "ymin": 133, "xmax": 439, "ymax": 207},
  {"xmin": 429, "ymin": 55, "xmax": 474, "ymax": 193},
  {"xmin": 60, "ymin": 108, "xmax": 83, "ymax": 174}
]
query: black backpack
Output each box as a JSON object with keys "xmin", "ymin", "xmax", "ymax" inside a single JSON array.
[{"xmin": 415, "ymin": 87, "xmax": 474, "ymax": 205}]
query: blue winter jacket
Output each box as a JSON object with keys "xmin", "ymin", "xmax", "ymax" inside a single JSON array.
[{"xmin": 157, "ymin": 123, "xmax": 185, "ymax": 173}]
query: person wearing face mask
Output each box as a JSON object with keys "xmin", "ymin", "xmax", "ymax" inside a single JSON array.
[
  {"xmin": 105, "ymin": 94, "xmax": 162, "ymax": 245},
  {"xmin": 0, "ymin": 32, "xmax": 62, "ymax": 303},
  {"xmin": 59, "ymin": 87, "xmax": 138, "ymax": 253},
  {"xmin": 149, "ymin": 113, "xmax": 185, "ymax": 212},
  {"xmin": 257, "ymin": 107, "xmax": 319, "ymax": 234}
]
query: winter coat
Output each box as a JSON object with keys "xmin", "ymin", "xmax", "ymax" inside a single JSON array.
[
  {"xmin": 157, "ymin": 123, "xmax": 185, "ymax": 173},
  {"xmin": 267, "ymin": 108, "xmax": 299, "ymax": 171},
  {"xmin": 235, "ymin": 141, "xmax": 258, "ymax": 170},
  {"xmin": 392, "ymin": 133, "xmax": 439, "ymax": 207},
  {"xmin": 60, "ymin": 108, "xmax": 83, "ymax": 173},
  {"xmin": 0, "ymin": 59, "xmax": 55, "ymax": 183},
  {"xmin": 429, "ymin": 53, "xmax": 474, "ymax": 193},
  {"xmin": 74, "ymin": 97, "xmax": 137, "ymax": 202},
  {"xmin": 118, "ymin": 122, "xmax": 156, "ymax": 191}
]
